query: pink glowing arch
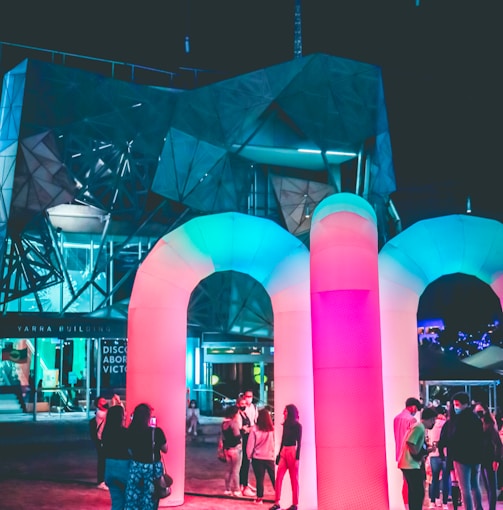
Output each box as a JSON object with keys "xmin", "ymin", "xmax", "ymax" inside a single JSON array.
[
  {"xmin": 311, "ymin": 193, "xmax": 389, "ymax": 510},
  {"xmin": 127, "ymin": 212, "xmax": 317, "ymax": 508},
  {"xmin": 379, "ymin": 214, "xmax": 503, "ymax": 510}
]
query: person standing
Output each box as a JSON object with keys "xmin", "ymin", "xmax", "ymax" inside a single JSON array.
[
  {"xmin": 270, "ymin": 404, "xmax": 302, "ymax": 510},
  {"xmin": 222, "ymin": 404, "xmax": 243, "ymax": 497},
  {"xmin": 398, "ymin": 407, "xmax": 437, "ymax": 510},
  {"xmin": 186, "ymin": 399, "xmax": 200, "ymax": 437},
  {"xmin": 125, "ymin": 403, "xmax": 167, "ymax": 510},
  {"xmin": 239, "ymin": 390, "xmax": 258, "ymax": 496},
  {"xmin": 394, "ymin": 397, "xmax": 422, "ymax": 509},
  {"xmin": 427, "ymin": 406, "xmax": 450, "ymax": 509},
  {"xmin": 93, "ymin": 395, "xmax": 109, "ymax": 490},
  {"xmin": 474, "ymin": 403, "xmax": 502, "ymax": 510},
  {"xmin": 443, "ymin": 392, "xmax": 484, "ymax": 510},
  {"xmin": 102, "ymin": 404, "xmax": 130, "ymax": 510},
  {"xmin": 247, "ymin": 407, "xmax": 275, "ymax": 504}
]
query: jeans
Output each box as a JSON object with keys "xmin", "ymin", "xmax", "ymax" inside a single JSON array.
[
  {"xmin": 480, "ymin": 462, "xmax": 498, "ymax": 510},
  {"xmin": 401, "ymin": 469, "xmax": 425, "ymax": 510},
  {"xmin": 453, "ymin": 461, "xmax": 483, "ymax": 510},
  {"xmin": 429, "ymin": 456, "xmax": 451, "ymax": 504},
  {"xmin": 251, "ymin": 458, "xmax": 275, "ymax": 498},
  {"xmin": 239, "ymin": 434, "xmax": 250, "ymax": 487},
  {"xmin": 105, "ymin": 458, "xmax": 130, "ymax": 510},
  {"xmin": 225, "ymin": 447, "xmax": 242, "ymax": 492},
  {"xmin": 96, "ymin": 443, "xmax": 106, "ymax": 484}
]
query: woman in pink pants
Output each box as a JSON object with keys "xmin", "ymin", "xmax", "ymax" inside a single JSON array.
[{"xmin": 270, "ymin": 404, "xmax": 302, "ymax": 510}]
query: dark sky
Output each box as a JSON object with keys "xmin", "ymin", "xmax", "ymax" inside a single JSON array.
[
  {"xmin": 1, "ymin": 0, "xmax": 502, "ymax": 325},
  {"xmin": 1, "ymin": 0, "xmax": 501, "ymax": 226}
]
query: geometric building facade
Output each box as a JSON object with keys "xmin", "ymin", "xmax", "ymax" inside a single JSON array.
[{"xmin": 0, "ymin": 52, "xmax": 398, "ymax": 420}]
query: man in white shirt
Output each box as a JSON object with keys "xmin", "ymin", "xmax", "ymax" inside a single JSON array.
[
  {"xmin": 398, "ymin": 407, "xmax": 437, "ymax": 510},
  {"xmin": 394, "ymin": 397, "xmax": 423, "ymax": 509}
]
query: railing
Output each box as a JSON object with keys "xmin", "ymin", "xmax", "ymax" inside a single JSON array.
[
  {"xmin": 0, "ymin": 40, "xmax": 230, "ymax": 89},
  {"xmin": 192, "ymin": 386, "xmax": 269, "ymax": 416}
]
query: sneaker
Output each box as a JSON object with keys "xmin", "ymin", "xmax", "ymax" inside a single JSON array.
[
  {"xmin": 242, "ymin": 487, "xmax": 256, "ymax": 497},
  {"xmin": 254, "ymin": 498, "xmax": 263, "ymax": 504},
  {"xmin": 269, "ymin": 505, "xmax": 281, "ymax": 510},
  {"xmin": 233, "ymin": 491, "xmax": 243, "ymax": 497},
  {"xmin": 96, "ymin": 482, "xmax": 107, "ymax": 490},
  {"xmin": 224, "ymin": 490, "xmax": 232, "ymax": 496},
  {"xmin": 247, "ymin": 484, "xmax": 257, "ymax": 492}
]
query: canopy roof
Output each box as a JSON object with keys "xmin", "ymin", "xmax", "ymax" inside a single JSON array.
[
  {"xmin": 419, "ymin": 344, "xmax": 499, "ymax": 381},
  {"xmin": 462, "ymin": 346, "xmax": 503, "ymax": 374}
]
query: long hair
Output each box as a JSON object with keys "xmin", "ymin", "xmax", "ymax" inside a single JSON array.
[
  {"xmin": 224, "ymin": 404, "xmax": 239, "ymax": 419},
  {"xmin": 102, "ymin": 404, "xmax": 124, "ymax": 439},
  {"xmin": 256, "ymin": 407, "xmax": 274, "ymax": 432},
  {"xmin": 284, "ymin": 404, "xmax": 299, "ymax": 425},
  {"xmin": 482, "ymin": 410, "xmax": 498, "ymax": 433},
  {"xmin": 128, "ymin": 403, "xmax": 151, "ymax": 432}
]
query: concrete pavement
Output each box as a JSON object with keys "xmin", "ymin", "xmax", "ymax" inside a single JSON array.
[{"xmin": 0, "ymin": 412, "xmax": 274, "ymax": 509}]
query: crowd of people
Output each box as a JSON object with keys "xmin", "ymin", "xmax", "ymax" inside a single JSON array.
[
  {"xmin": 90, "ymin": 395, "xmax": 168, "ymax": 510},
  {"xmin": 394, "ymin": 393, "xmax": 503, "ymax": 510},
  {"xmin": 219, "ymin": 390, "xmax": 302, "ymax": 510},
  {"xmin": 91, "ymin": 387, "xmax": 503, "ymax": 510},
  {"xmin": 91, "ymin": 390, "xmax": 302, "ymax": 510}
]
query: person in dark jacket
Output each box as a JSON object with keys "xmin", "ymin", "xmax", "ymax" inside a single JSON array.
[
  {"xmin": 443, "ymin": 392, "xmax": 483, "ymax": 510},
  {"xmin": 474, "ymin": 402, "xmax": 502, "ymax": 510},
  {"xmin": 102, "ymin": 404, "xmax": 130, "ymax": 510}
]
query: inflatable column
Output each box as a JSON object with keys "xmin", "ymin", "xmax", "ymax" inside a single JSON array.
[{"xmin": 310, "ymin": 193, "xmax": 389, "ymax": 510}]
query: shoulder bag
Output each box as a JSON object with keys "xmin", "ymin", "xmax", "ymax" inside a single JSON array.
[{"xmin": 152, "ymin": 428, "xmax": 173, "ymax": 499}]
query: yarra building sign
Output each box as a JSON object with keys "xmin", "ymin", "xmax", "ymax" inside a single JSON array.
[{"xmin": 0, "ymin": 314, "xmax": 127, "ymax": 339}]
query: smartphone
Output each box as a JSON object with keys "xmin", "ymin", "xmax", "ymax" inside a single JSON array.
[{"xmin": 149, "ymin": 416, "xmax": 157, "ymax": 427}]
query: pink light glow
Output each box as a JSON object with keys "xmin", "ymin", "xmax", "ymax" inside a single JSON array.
[
  {"xmin": 127, "ymin": 212, "xmax": 317, "ymax": 508},
  {"xmin": 310, "ymin": 193, "xmax": 388, "ymax": 510}
]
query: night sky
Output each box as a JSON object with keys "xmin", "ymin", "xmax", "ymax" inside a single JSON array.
[{"xmin": 1, "ymin": 0, "xmax": 502, "ymax": 327}]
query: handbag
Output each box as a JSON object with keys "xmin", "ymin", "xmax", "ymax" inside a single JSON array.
[
  {"xmin": 152, "ymin": 428, "xmax": 173, "ymax": 499},
  {"xmin": 217, "ymin": 427, "xmax": 226, "ymax": 463}
]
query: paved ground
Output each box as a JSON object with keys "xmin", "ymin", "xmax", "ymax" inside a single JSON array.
[
  {"xmin": 0, "ymin": 412, "xmax": 274, "ymax": 510},
  {"xmin": 1, "ymin": 412, "xmax": 502, "ymax": 509}
]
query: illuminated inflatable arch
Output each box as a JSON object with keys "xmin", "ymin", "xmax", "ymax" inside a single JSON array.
[
  {"xmin": 127, "ymin": 212, "xmax": 317, "ymax": 508},
  {"xmin": 379, "ymin": 214, "xmax": 503, "ymax": 510}
]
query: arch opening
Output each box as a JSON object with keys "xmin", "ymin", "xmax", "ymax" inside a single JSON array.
[{"xmin": 127, "ymin": 212, "xmax": 317, "ymax": 508}]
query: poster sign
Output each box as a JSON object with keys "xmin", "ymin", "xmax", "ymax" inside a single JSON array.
[{"xmin": 101, "ymin": 340, "xmax": 127, "ymax": 387}]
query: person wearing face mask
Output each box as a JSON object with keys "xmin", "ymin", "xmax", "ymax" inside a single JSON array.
[
  {"xmin": 441, "ymin": 392, "xmax": 484, "ymax": 510},
  {"xmin": 474, "ymin": 402, "xmax": 502, "ymax": 510},
  {"xmin": 398, "ymin": 407, "xmax": 437, "ymax": 510},
  {"xmin": 238, "ymin": 391, "xmax": 258, "ymax": 496},
  {"xmin": 394, "ymin": 397, "xmax": 423, "ymax": 510}
]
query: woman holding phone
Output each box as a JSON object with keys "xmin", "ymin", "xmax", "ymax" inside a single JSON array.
[{"xmin": 125, "ymin": 403, "xmax": 167, "ymax": 510}]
